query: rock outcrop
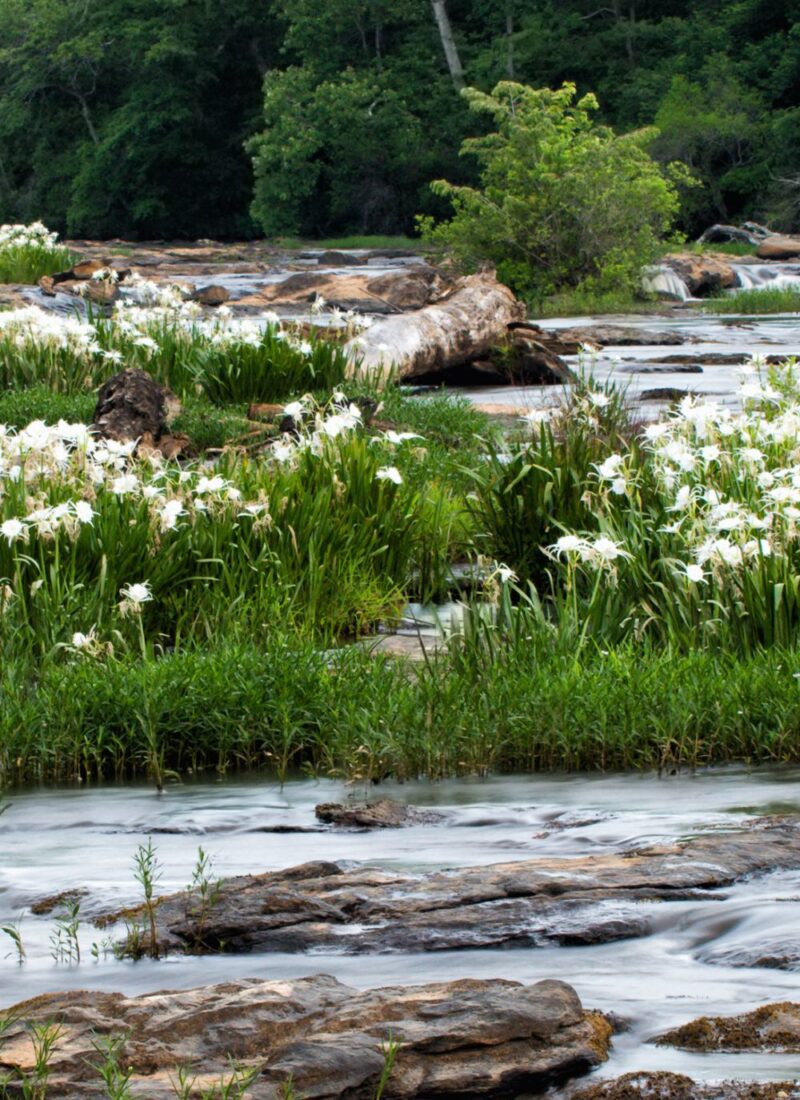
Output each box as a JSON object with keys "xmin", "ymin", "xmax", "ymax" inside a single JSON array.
[
  {"xmin": 756, "ymin": 236, "xmax": 800, "ymax": 260},
  {"xmin": 0, "ymin": 976, "xmax": 610, "ymax": 1099},
  {"xmin": 98, "ymin": 819, "xmax": 800, "ymax": 957},
  {"xmin": 662, "ymin": 252, "xmax": 738, "ymax": 296}
]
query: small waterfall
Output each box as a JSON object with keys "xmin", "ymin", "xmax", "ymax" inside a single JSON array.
[
  {"xmin": 642, "ymin": 264, "xmax": 691, "ymax": 302},
  {"xmin": 731, "ymin": 263, "xmax": 800, "ymax": 291}
]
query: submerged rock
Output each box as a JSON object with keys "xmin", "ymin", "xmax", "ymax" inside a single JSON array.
[
  {"xmin": 315, "ymin": 799, "xmax": 444, "ymax": 829},
  {"xmin": 98, "ymin": 818, "xmax": 800, "ymax": 957},
  {"xmin": 0, "ymin": 976, "xmax": 610, "ymax": 1099},
  {"xmin": 656, "ymin": 1002, "xmax": 800, "ymax": 1052}
]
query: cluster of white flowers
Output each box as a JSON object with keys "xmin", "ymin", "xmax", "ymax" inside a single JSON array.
[
  {"xmin": 551, "ymin": 359, "xmax": 800, "ymax": 584},
  {"xmin": 0, "ymin": 221, "xmax": 62, "ymax": 253},
  {"xmin": 0, "ymin": 307, "xmax": 100, "ymax": 355},
  {"xmin": 548, "ymin": 534, "xmax": 630, "ymax": 568}
]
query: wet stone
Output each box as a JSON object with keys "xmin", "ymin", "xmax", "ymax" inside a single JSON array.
[{"xmin": 0, "ymin": 976, "xmax": 610, "ymax": 1099}]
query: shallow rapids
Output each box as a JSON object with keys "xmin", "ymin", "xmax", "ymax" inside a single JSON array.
[{"xmin": 2, "ymin": 767, "xmax": 800, "ymax": 1082}]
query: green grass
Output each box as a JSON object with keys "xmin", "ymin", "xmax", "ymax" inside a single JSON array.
[
  {"xmin": 0, "ymin": 244, "xmax": 74, "ymax": 284},
  {"xmin": 686, "ymin": 241, "xmax": 757, "ymax": 257},
  {"xmin": 700, "ymin": 286, "xmax": 800, "ymax": 314},
  {"xmin": 529, "ymin": 287, "xmax": 663, "ymax": 318},
  {"xmin": 0, "ymin": 385, "xmax": 94, "ymax": 428},
  {"xmin": 3, "ymin": 636, "xmax": 800, "ymax": 786}
]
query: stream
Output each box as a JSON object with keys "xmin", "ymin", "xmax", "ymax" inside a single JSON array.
[{"xmin": 3, "ymin": 767, "xmax": 800, "ymax": 1083}]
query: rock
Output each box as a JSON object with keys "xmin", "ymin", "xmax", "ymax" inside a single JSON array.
[
  {"xmin": 98, "ymin": 817, "xmax": 800, "ymax": 957},
  {"xmin": 190, "ymin": 284, "xmax": 230, "ymax": 306},
  {"xmin": 314, "ymin": 799, "xmax": 444, "ymax": 829},
  {"xmin": 0, "ymin": 976, "xmax": 610, "ymax": 1099},
  {"xmin": 640, "ymin": 388, "xmax": 691, "ymax": 402},
  {"xmin": 571, "ymin": 1071, "xmax": 799, "ymax": 1100},
  {"xmin": 662, "ymin": 252, "xmax": 738, "ymax": 296},
  {"xmin": 92, "ymin": 369, "xmax": 181, "ymax": 446},
  {"xmin": 236, "ymin": 267, "xmax": 443, "ymax": 314},
  {"xmin": 316, "ymin": 249, "xmax": 369, "ymax": 266},
  {"xmin": 656, "ymin": 1002, "xmax": 800, "ymax": 1052},
  {"xmin": 524, "ymin": 324, "xmax": 687, "ymax": 352},
  {"xmin": 247, "ymin": 402, "xmax": 285, "ymax": 421},
  {"xmin": 699, "ymin": 940, "xmax": 800, "ymax": 970},
  {"xmin": 697, "ymin": 224, "xmax": 763, "ymax": 246},
  {"xmin": 756, "ymin": 235, "xmax": 800, "ymax": 260}
]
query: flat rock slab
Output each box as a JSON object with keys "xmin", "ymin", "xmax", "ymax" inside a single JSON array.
[
  {"xmin": 315, "ymin": 799, "xmax": 444, "ymax": 829},
  {"xmin": 571, "ymin": 1072, "xmax": 800, "ymax": 1100},
  {"xmin": 656, "ymin": 1002, "xmax": 800, "ymax": 1052},
  {"xmin": 99, "ymin": 819, "xmax": 800, "ymax": 957},
  {"xmin": 0, "ymin": 976, "xmax": 610, "ymax": 1099}
]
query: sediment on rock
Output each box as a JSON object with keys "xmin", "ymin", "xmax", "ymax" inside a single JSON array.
[
  {"xmin": 656, "ymin": 1002, "xmax": 800, "ymax": 1052},
  {"xmin": 0, "ymin": 976, "xmax": 610, "ymax": 1099},
  {"xmin": 569, "ymin": 1071, "xmax": 800, "ymax": 1100}
]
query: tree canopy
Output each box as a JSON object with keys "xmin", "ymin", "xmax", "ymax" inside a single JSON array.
[{"xmin": 0, "ymin": 0, "xmax": 797, "ymax": 239}]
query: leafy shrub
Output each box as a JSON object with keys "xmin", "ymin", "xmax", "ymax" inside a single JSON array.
[{"xmin": 421, "ymin": 81, "xmax": 687, "ymax": 299}]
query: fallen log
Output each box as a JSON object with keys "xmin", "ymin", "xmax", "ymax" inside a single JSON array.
[{"xmin": 344, "ymin": 270, "xmax": 525, "ymax": 381}]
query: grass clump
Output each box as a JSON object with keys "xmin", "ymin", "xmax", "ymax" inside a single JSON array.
[
  {"xmin": 0, "ymin": 222, "xmax": 73, "ymax": 284},
  {"xmin": 701, "ymin": 287, "xmax": 800, "ymax": 314}
]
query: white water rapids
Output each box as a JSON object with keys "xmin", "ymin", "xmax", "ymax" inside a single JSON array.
[{"xmin": 2, "ymin": 767, "xmax": 800, "ymax": 1083}]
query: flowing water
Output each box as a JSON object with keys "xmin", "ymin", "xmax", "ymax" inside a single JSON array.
[{"xmin": 3, "ymin": 768, "xmax": 800, "ymax": 1082}]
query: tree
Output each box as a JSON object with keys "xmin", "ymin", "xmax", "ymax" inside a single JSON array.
[{"xmin": 421, "ymin": 81, "xmax": 685, "ymax": 297}]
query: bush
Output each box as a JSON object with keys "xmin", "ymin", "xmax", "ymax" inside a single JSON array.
[{"xmin": 421, "ymin": 81, "xmax": 687, "ymax": 299}]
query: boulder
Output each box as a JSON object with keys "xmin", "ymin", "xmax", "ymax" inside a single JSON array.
[
  {"xmin": 236, "ymin": 267, "xmax": 443, "ymax": 314},
  {"xmin": 525, "ymin": 324, "xmax": 688, "ymax": 353},
  {"xmin": 656, "ymin": 1002, "xmax": 800, "ymax": 1052},
  {"xmin": 697, "ymin": 224, "xmax": 763, "ymax": 246},
  {"xmin": 315, "ymin": 799, "xmax": 444, "ymax": 829},
  {"xmin": 756, "ymin": 235, "xmax": 800, "ymax": 260},
  {"xmin": 96, "ymin": 817, "xmax": 800, "ymax": 957},
  {"xmin": 189, "ymin": 284, "xmax": 230, "ymax": 306},
  {"xmin": 662, "ymin": 252, "xmax": 738, "ymax": 295},
  {"xmin": 92, "ymin": 368, "xmax": 181, "ymax": 448},
  {"xmin": 0, "ymin": 976, "xmax": 610, "ymax": 1099}
]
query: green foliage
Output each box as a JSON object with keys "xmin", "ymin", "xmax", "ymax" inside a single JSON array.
[
  {"xmin": 422, "ymin": 81, "xmax": 685, "ymax": 297},
  {"xmin": 700, "ymin": 287, "xmax": 800, "ymax": 314}
]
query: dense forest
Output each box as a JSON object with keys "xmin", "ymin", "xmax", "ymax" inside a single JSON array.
[{"xmin": 0, "ymin": 0, "xmax": 797, "ymax": 241}]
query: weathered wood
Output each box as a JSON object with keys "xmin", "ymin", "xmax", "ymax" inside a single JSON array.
[{"xmin": 345, "ymin": 271, "xmax": 525, "ymax": 381}]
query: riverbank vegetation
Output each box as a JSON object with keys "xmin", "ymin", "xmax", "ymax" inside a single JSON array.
[
  {"xmin": 2, "ymin": 269, "xmax": 800, "ymax": 784},
  {"xmin": 700, "ymin": 287, "xmax": 800, "ymax": 314}
]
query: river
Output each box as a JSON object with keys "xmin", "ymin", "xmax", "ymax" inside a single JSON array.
[{"xmin": 2, "ymin": 767, "xmax": 800, "ymax": 1083}]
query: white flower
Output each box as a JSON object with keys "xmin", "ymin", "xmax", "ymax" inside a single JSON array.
[
  {"xmin": 120, "ymin": 581, "xmax": 152, "ymax": 604},
  {"xmin": 111, "ymin": 474, "xmax": 139, "ymax": 495},
  {"xmin": 159, "ymin": 499, "xmax": 185, "ymax": 530},
  {"xmin": 682, "ymin": 563, "xmax": 706, "ymax": 583},
  {"xmin": 73, "ymin": 500, "xmax": 95, "ymax": 524},
  {"xmin": 1, "ymin": 518, "xmax": 26, "ymax": 544},
  {"xmin": 493, "ymin": 564, "xmax": 518, "ymax": 584},
  {"xmin": 375, "ymin": 466, "xmax": 403, "ymax": 485},
  {"xmin": 596, "ymin": 454, "xmax": 624, "ymax": 480},
  {"xmin": 550, "ymin": 534, "xmax": 588, "ymax": 556},
  {"xmin": 283, "ymin": 401, "xmax": 305, "ymax": 419},
  {"xmin": 587, "ymin": 391, "xmax": 611, "ymax": 408},
  {"xmin": 587, "ymin": 536, "xmax": 629, "ymax": 564},
  {"xmin": 383, "ymin": 430, "xmax": 423, "ymax": 444},
  {"xmin": 71, "ymin": 631, "xmax": 91, "ymax": 648}
]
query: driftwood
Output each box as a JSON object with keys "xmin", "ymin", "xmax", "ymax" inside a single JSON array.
[{"xmin": 345, "ymin": 271, "xmax": 525, "ymax": 381}]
